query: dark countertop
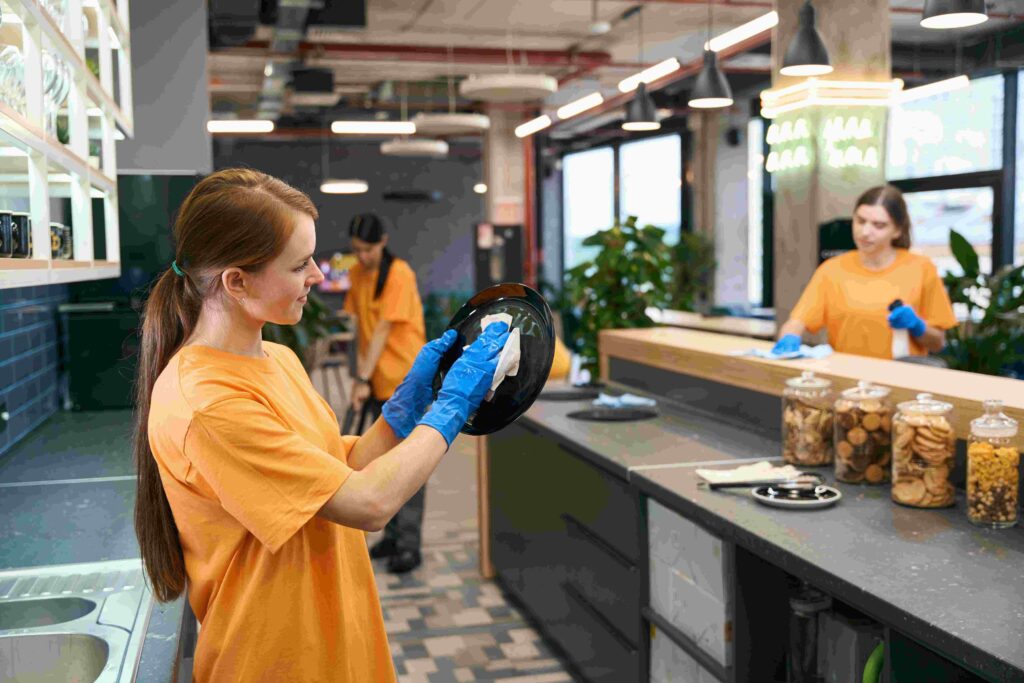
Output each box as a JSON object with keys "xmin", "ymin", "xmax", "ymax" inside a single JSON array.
[
  {"xmin": 521, "ymin": 383, "xmax": 774, "ymax": 479},
  {"xmin": 634, "ymin": 464, "xmax": 1024, "ymax": 681},
  {"xmin": 0, "ymin": 410, "xmax": 181, "ymax": 682}
]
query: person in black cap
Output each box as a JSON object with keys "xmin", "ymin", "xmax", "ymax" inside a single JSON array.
[{"xmin": 343, "ymin": 212, "xmax": 428, "ymax": 573}]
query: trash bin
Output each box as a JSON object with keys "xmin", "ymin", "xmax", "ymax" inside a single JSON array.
[{"xmin": 59, "ymin": 303, "xmax": 140, "ymax": 410}]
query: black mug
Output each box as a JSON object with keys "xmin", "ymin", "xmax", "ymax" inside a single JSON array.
[
  {"xmin": 0, "ymin": 211, "xmax": 12, "ymax": 257},
  {"xmin": 11, "ymin": 212, "xmax": 31, "ymax": 258},
  {"xmin": 50, "ymin": 222, "xmax": 63, "ymax": 259}
]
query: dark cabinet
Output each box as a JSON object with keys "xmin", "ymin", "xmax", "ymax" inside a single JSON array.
[{"xmin": 488, "ymin": 421, "xmax": 642, "ymax": 682}]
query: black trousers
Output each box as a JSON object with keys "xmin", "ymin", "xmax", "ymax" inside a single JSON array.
[{"xmin": 348, "ymin": 397, "xmax": 425, "ymax": 553}]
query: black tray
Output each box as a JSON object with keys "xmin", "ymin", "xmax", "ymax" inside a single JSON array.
[
  {"xmin": 431, "ymin": 283, "xmax": 555, "ymax": 436},
  {"xmin": 566, "ymin": 408, "xmax": 658, "ymax": 422}
]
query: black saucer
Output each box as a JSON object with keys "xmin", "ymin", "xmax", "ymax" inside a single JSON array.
[
  {"xmin": 566, "ymin": 408, "xmax": 658, "ymax": 422},
  {"xmin": 431, "ymin": 283, "xmax": 555, "ymax": 436}
]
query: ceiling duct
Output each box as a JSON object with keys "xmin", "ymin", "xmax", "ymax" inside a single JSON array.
[
  {"xmin": 290, "ymin": 67, "xmax": 339, "ymax": 108},
  {"xmin": 256, "ymin": 0, "xmax": 317, "ymax": 120},
  {"xmin": 307, "ymin": 0, "xmax": 367, "ymax": 30}
]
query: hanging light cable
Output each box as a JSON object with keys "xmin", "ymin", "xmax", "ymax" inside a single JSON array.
[
  {"xmin": 780, "ymin": 0, "xmax": 833, "ymax": 77},
  {"xmin": 689, "ymin": 0, "xmax": 734, "ymax": 109},
  {"xmin": 622, "ymin": 6, "xmax": 660, "ymax": 131}
]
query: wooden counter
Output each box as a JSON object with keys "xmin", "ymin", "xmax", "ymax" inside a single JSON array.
[
  {"xmin": 599, "ymin": 327, "xmax": 1024, "ymax": 440},
  {"xmin": 645, "ymin": 308, "xmax": 777, "ymax": 340}
]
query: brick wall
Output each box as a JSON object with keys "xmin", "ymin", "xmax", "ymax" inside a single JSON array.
[{"xmin": 0, "ymin": 285, "xmax": 68, "ymax": 456}]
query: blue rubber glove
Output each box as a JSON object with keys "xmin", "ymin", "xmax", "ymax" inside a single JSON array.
[
  {"xmin": 888, "ymin": 305, "xmax": 926, "ymax": 338},
  {"xmin": 381, "ymin": 329, "xmax": 458, "ymax": 439},
  {"xmin": 417, "ymin": 321, "xmax": 510, "ymax": 447},
  {"xmin": 772, "ymin": 334, "xmax": 801, "ymax": 355}
]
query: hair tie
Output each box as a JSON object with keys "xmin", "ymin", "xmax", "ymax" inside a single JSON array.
[{"xmin": 171, "ymin": 260, "xmax": 185, "ymax": 277}]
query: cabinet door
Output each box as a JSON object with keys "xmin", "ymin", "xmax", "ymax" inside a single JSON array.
[{"xmin": 488, "ymin": 423, "xmax": 572, "ymax": 626}]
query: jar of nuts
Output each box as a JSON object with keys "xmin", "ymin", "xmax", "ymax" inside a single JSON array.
[
  {"xmin": 834, "ymin": 381, "xmax": 892, "ymax": 485},
  {"xmin": 967, "ymin": 400, "xmax": 1019, "ymax": 529},
  {"xmin": 782, "ymin": 371, "xmax": 834, "ymax": 467},
  {"xmin": 891, "ymin": 393, "xmax": 955, "ymax": 508}
]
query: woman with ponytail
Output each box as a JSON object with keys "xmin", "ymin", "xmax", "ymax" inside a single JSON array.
[
  {"xmin": 343, "ymin": 212, "xmax": 429, "ymax": 573},
  {"xmin": 134, "ymin": 168, "xmax": 508, "ymax": 682}
]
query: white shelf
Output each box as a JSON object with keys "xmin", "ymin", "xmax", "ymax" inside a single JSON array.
[
  {"xmin": 0, "ymin": 258, "xmax": 121, "ymax": 286},
  {"xmin": 0, "ymin": 0, "xmax": 131, "ymax": 290}
]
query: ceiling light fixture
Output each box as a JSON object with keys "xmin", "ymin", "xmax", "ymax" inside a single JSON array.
[
  {"xmin": 207, "ymin": 119, "xmax": 275, "ymax": 134},
  {"xmin": 320, "ymin": 180, "xmax": 369, "ymax": 194},
  {"xmin": 412, "ymin": 45, "xmax": 491, "ymax": 135},
  {"xmin": 556, "ymin": 92, "xmax": 604, "ymax": 120},
  {"xmin": 705, "ymin": 11, "xmax": 779, "ymax": 52},
  {"xmin": 474, "ymin": 183, "xmax": 488, "ymax": 194},
  {"xmin": 780, "ymin": 0, "xmax": 832, "ymax": 77},
  {"xmin": 380, "ymin": 139, "xmax": 449, "ymax": 158},
  {"xmin": 331, "ymin": 121, "xmax": 416, "ymax": 135},
  {"xmin": 894, "ymin": 75, "xmax": 970, "ymax": 103},
  {"xmin": 617, "ymin": 58, "xmax": 681, "ymax": 94},
  {"xmin": 589, "ymin": 0, "xmax": 611, "ymax": 34},
  {"xmin": 689, "ymin": 0, "xmax": 733, "ymax": 110},
  {"xmin": 622, "ymin": 8, "xmax": 660, "ymax": 131},
  {"xmin": 515, "ymin": 115, "xmax": 552, "ymax": 138},
  {"xmin": 921, "ymin": 0, "xmax": 988, "ymax": 29}
]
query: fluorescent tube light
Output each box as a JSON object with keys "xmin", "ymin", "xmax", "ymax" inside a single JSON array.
[
  {"xmin": 515, "ymin": 115, "xmax": 552, "ymax": 138},
  {"xmin": 706, "ymin": 12, "xmax": 778, "ymax": 52},
  {"xmin": 207, "ymin": 120, "xmax": 275, "ymax": 134},
  {"xmin": 617, "ymin": 58, "xmax": 680, "ymax": 93},
  {"xmin": 320, "ymin": 180, "xmax": 369, "ymax": 194},
  {"xmin": 331, "ymin": 121, "xmax": 416, "ymax": 135},
  {"xmin": 895, "ymin": 76, "xmax": 969, "ymax": 103},
  {"xmin": 556, "ymin": 93, "xmax": 604, "ymax": 120}
]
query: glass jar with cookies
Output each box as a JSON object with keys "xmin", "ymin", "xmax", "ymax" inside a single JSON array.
[
  {"xmin": 834, "ymin": 381, "xmax": 892, "ymax": 484},
  {"xmin": 967, "ymin": 400, "xmax": 1019, "ymax": 529},
  {"xmin": 891, "ymin": 393, "xmax": 955, "ymax": 508},
  {"xmin": 782, "ymin": 371, "xmax": 834, "ymax": 467}
]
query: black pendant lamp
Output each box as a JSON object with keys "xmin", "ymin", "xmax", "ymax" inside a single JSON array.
[
  {"xmin": 622, "ymin": 7, "xmax": 660, "ymax": 131},
  {"xmin": 688, "ymin": 0, "xmax": 733, "ymax": 110},
  {"xmin": 921, "ymin": 0, "xmax": 988, "ymax": 29},
  {"xmin": 780, "ymin": 0, "xmax": 832, "ymax": 77}
]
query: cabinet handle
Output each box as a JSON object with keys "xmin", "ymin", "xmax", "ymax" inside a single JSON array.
[
  {"xmin": 561, "ymin": 513, "xmax": 636, "ymax": 572},
  {"xmin": 563, "ymin": 581, "xmax": 639, "ymax": 655}
]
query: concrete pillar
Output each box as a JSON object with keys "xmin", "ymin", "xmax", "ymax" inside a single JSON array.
[
  {"xmin": 116, "ymin": 0, "xmax": 213, "ymax": 174},
  {"xmin": 770, "ymin": 0, "xmax": 891, "ymax": 324},
  {"xmin": 483, "ymin": 107, "xmax": 525, "ymax": 225},
  {"xmin": 688, "ymin": 111, "xmax": 721, "ymax": 236}
]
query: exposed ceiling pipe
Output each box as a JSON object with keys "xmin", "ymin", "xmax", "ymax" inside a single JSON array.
[{"xmin": 640, "ymin": 0, "xmax": 1016, "ymax": 19}]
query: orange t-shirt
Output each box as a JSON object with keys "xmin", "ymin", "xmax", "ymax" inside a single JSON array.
[
  {"xmin": 148, "ymin": 342, "xmax": 396, "ymax": 683},
  {"xmin": 344, "ymin": 258, "xmax": 426, "ymax": 400},
  {"xmin": 790, "ymin": 249, "xmax": 957, "ymax": 359},
  {"xmin": 548, "ymin": 335, "xmax": 571, "ymax": 381}
]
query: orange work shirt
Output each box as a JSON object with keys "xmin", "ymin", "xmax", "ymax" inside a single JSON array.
[
  {"xmin": 148, "ymin": 343, "xmax": 396, "ymax": 683},
  {"xmin": 344, "ymin": 258, "xmax": 426, "ymax": 400},
  {"xmin": 790, "ymin": 249, "xmax": 957, "ymax": 359}
]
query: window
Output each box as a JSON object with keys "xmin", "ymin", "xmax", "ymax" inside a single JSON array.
[
  {"xmin": 562, "ymin": 146, "xmax": 614, "ymax": 269},
  {"xmin": 903, "ymin": 187, "xmax": 994, "ymax": 276},
  {"xmin": 618, "ymin": 134, "xmax": 682, "ymax": 245},
  {"xmin": 1017, "ymin": 71, "xmax": 1024, "ymax": 265},
  {"xmin": 887, "ymin": 75, "xmax": 1004, "ymax": 180},
  {"xmin": 747, "ymin": 118, "xmax": 765, "ymax": 306}
]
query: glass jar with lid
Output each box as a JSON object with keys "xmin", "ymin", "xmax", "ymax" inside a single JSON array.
[
  {"xmin": 967, "ymin": 400, "xmax": 1019, "ymax": 528},
  {"xmin": 782, "ymin": 371, "xmax": 834, "ymax": 467},
  {"xmin": 891, "ymin": 393, "xmax": 955, "ymax": 508},
  {"xmin": 834, "ymin": 381, "xmax": 892, "ymax": 484}
]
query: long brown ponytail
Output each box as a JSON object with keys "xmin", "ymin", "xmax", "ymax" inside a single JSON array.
[{"xmin": 133, "ymin": 168, "xmax": 318, "ymax": 602}]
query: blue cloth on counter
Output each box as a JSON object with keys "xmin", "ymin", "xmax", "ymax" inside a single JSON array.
[
  {"xmin": 593, "ymin": 392, "xmax": 658, "ymax": 408},
  {"xmin": 733, "ymin": 343, "xmax": 834, "ymax": 361}
]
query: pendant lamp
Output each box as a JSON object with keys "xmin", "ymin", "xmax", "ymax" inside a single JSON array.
[
  {"xmin": 320, "ymin": 118, "xmax": 367, "ymax": 194},
  {"xmin": 621, "ymin": 8, "xmax": 660, "ymax": 131},
  {"xmin": 689, "ymin": 0, "xmax": 733, "ymax": 109},
  {"xmin": 921, "ymin": 0, "xmax": 988, "ymax": 29},
  {"xmin": 780, "ymin": 0, "xmax": 832, "ymax": 77}
]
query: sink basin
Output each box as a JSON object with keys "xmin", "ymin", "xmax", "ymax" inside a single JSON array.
[
  {"xmin": 0, "ymin": 633, "xmax": 109, "ymax": 682},
  {"xmin": 0, "ymin": 597, "xmax": 97, "ymax": 630}
]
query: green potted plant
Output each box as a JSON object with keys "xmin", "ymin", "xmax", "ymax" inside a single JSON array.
[
  {"xmin": 669, "ymin": 230, "xmax": 717, "ymax": 314},
  {"xmin": 563, "ymin": 215, "xmax": 673, "ymax": 375},
  {"xmin": 262, "ymin": 290, "xmax": 346, "ymax": 371},
  {"xmin": 941, "ymin": 229, "xmax": 1024, "ymax": 378}
]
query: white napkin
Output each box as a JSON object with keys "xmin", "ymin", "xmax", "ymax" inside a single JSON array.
[
  {"xmin": 481, "ymin": 313, "xmax": 519, "ymax": 401},
  {"xmin": 729, "ymin": 344, "xmax": 834, "ymax": 361},
  {"xmin": 593, "ymin": 392, "xmax": 657, "ymax": 408},
  {"xmin": 695, "ymin": 460, "xmax": 803, "ymax": 485}
]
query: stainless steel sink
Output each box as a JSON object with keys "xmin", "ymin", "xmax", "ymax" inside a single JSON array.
[{"xmin": 0, "ymin": 560, "xmax": 152, "ymax": 683}]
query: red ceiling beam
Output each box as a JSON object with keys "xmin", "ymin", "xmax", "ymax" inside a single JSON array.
[{"xmin": 233, "ymin": 41, "xmax": 618, "ymax": 69}]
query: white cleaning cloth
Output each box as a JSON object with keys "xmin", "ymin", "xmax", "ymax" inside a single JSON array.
[
  {"xmin": 480, "ymin": 313, "xmax": 519, "ymax": 401},
  {"xmin": 593, "ymin": 393, "xmax": 657, "ymax": 408},
  {"xmin": 695, "ymin": 460, "xmax": 803, "ymax": 485}
]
